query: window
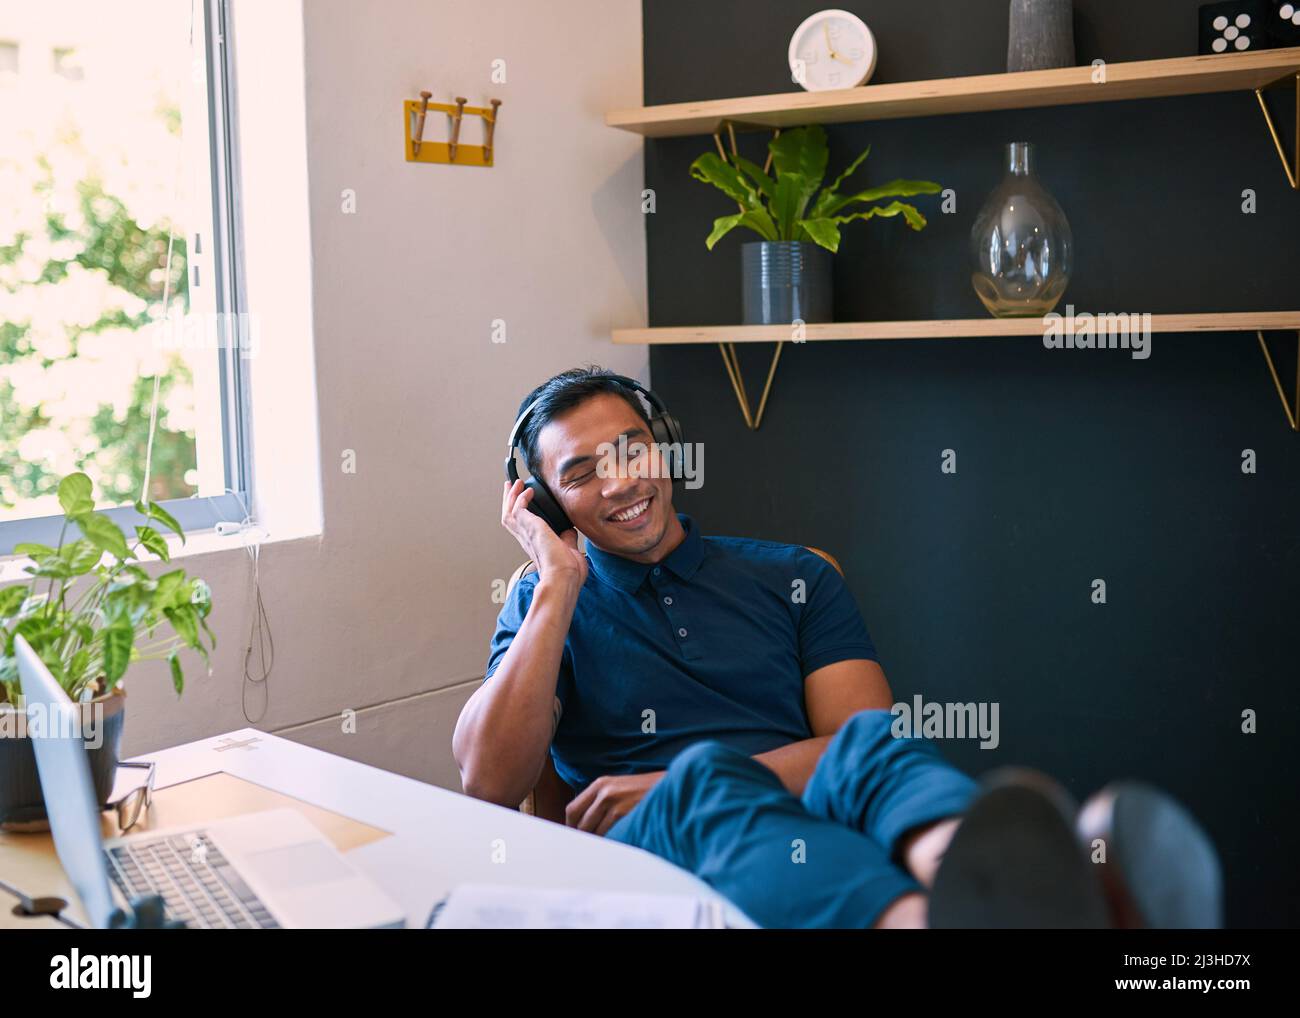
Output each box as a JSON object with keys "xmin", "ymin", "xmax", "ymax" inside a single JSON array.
[{"xmin": 0, "ymin": 0, "xmax": 249, "ymax": 555}]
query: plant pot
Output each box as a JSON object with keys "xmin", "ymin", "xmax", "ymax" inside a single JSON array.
[
  {"xmin": 741, "ymin": 241, "xmax": 833, "ymax": 326},
  {"xmin": 0, "ymin": 687, "xmax": 126, "ymax": 831}
]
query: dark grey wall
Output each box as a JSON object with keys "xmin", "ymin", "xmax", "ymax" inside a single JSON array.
[{"xmin": 642, "ymin": 0, "xmax": 1299, "ymax": 928}]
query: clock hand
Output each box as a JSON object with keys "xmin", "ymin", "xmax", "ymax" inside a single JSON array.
[{"xmin": 823, "ymin": 22, "xmax": 837, "ymax": 60}]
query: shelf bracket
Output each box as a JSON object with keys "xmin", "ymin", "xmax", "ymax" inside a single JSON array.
[
  {"xmin": 1254, "ymin": 72, "xmax": 1299, "ymax": 191},
  {"xmin": 1257, "ymin": 330, "xmax": 1300, "ymax": 432},
  {"xmin": 719, "ymin": 341, "xmax": 785, "ymax": 430}
]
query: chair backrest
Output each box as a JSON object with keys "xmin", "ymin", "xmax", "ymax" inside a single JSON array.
[
  {"xmin": 505, "ymin": 558, "xmax": 539, "ymax": 597},
  {"xmin": 503, "ymin": 544, "xmax": 844, "ymax": 820}
]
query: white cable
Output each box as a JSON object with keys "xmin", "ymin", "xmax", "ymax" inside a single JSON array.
[
  {"xmin": 241, "ymin": 530, "xmax": 273, "ymax": 725},
  {"xmin": 206, "ymin": 488, "xmax": 274, "ymax": 723}
]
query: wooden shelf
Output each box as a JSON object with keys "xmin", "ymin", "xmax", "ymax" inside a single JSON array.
[
  {"xmin": 606, "ymin": 51, "xmax": 1300, "ymax": 429},
  {"xmin": 613, "ymin": 312, "xmax": 1300, "ymax": 345},
  {"xmin": 607, "ymin": 48, "xmax": 1300, "ymax": 137}
]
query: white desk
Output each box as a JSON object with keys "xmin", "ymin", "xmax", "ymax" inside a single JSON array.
[{"xmin": 1, "ymin": 728, "xmax": 756, "ymax": 929}]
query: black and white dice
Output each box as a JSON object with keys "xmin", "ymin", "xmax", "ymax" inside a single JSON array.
[
  {"xmin": 1268, "ymin": 1, "xmax": 1300, "ymax": 45},
  {"xmin": 1198, "ymin": 1, "xmax": 1270, "ymax": 53}
]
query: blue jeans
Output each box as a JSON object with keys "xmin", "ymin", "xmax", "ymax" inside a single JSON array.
[{"xmin": 606, "ymin": 708, "xmax": 978, "ymax": 928}]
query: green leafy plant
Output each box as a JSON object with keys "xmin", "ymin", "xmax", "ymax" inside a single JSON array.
[
  {"xmin": 689, "ymin": 124, "xmax": 942, "ymax": 252},
  {"xmin": 0, "ymin": 473, "xmax": 215, "ymax": 705}
]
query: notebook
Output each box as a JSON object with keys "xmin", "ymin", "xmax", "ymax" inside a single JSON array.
[{"xmin": 426, "ymin": 883, "xmax": 727, "ymax": 929}]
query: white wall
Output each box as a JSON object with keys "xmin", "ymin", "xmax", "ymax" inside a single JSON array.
[{"xmin": 119, "ymin": 0, "xmax": 647, "ymax": 792}]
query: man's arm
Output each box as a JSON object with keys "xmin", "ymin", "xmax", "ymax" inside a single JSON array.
[
  {"xmin": 455, "ymin": 574, "xmax": 579, "ymax": 806},
  {"xmin": 453, "ymin": 480, "xmax": 587, "ymax": 807},
  {"xmin": 752, "ymin": 658, "xmax": 894, "ymax": 796},
  {"xmin": 567, "ymin": 657, "xmax": 896, "ymax": 835}
]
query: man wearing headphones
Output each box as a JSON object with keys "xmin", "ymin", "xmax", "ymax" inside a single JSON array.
[{"xmin": 452, "ymin": 367, "xmax": 1220, "ymax": 930}]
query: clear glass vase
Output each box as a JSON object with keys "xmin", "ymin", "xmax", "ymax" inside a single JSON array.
[{"xmin": 970, "ymin": 142, "xmax": 1072, "ymax": 318}]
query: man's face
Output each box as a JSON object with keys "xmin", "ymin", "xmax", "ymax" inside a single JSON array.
[{"xmin": 536, "ymin": 392, "xmax": 678, "ymax": 561}]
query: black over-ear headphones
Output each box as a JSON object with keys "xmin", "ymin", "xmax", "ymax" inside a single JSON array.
[{"xmin": 505, "ymin": 375, "xmax": 684, "ymax": 534}]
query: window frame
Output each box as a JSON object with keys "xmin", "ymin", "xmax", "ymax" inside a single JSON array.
[{"xmin": 0, "ymin": 0, "xmax": 252, "ymax": 557}]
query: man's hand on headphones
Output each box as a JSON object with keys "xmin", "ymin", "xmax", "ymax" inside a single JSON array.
[{"xmin": 502, "ymin": 479, "xmax": 589, "ymax": 593}]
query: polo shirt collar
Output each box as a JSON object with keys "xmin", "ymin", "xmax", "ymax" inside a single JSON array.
[{"xmin": 586, "ymin": 513, "xmax": 704, "ymax": 592}]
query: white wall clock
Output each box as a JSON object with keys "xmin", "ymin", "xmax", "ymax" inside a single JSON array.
[{"xmin": 788, "ymin": 9, "xmax": 878, "ymax": 92}]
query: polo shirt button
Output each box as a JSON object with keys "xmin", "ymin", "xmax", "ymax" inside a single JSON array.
[
  {"xmin": 663, "ymin": 596, "xmax": 673, "ymax": 606},
  {"xmin": 677, "ymin": 627, "xmax": 688, "ymax": 638},
  {"xmin": 653, "ymin": 567, "xmax": 661, "ymax": 576}
]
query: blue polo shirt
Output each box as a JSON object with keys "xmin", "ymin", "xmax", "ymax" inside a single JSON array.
[{"xmin": 483, "ymin": 514, "xmax": 877, "ymax": 794}]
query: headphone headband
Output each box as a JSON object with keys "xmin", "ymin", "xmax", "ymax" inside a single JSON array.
[
  {"xmin": 503, "ymin": 373, "xmax": 683, "ymax": 535},
  {"xmin": 505, "ymin": 374, "xmax": 668, "ymax": 480}
]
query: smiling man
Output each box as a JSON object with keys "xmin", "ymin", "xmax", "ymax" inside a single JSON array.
[{"xmin": 452, "ymin": 367, "xmax": 1221, "ymax": 930}]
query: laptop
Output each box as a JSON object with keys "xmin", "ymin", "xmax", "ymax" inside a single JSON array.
[{"xmin": 15, "ymin": 635, "xmax": 406, "ymax": 929}]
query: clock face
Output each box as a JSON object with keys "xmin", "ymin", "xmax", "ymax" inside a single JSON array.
[{"xmin": 788, "ymin": 9, "xmax": 878, "ymax": 92}]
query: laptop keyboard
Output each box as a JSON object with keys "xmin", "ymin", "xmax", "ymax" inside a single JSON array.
[{"xmin": 105, "ymin": 832, "xmax": 280, "ymax": 929}]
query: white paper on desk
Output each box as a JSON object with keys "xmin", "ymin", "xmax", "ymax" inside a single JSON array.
[{"xmin": 430, "ymin": 883, "xmax": 725, "ymax": 929}]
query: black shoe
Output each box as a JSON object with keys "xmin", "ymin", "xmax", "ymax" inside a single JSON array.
[
  {"xmin": 928, "ymin": 768, "xmax": 1110, "ymax": 929},
  {"xmin": 1076, "ymin": 781, "xmax": 1222, "ymax": 929}
]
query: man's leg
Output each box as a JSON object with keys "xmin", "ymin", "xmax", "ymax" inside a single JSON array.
[
  {"xmin": 606, "ymin": 739, "xmax": 923, "ymax": 929},
  {"xmin": 795, "ymin": 710, "xmax": 1218, "ymax": 927},
  {"xmin": 801, "ymin": 708, "xmax": 979, "ymax": 884}
]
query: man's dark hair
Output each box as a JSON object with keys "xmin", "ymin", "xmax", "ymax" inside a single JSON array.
[{"xmin": 514, "ymin": 366, "xmax": 650, "ymax": 480}]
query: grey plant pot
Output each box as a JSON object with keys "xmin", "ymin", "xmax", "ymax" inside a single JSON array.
[
  {"xmin": 0, "ymin": 688, "xmax": 126, "ymax": 831},
  {"xmin": 741, "ymin": 241, "xmax": 833, "ymax": 326},
  {"xmin": 1007, "ymin": 0, "xmax": 1075, "ymax": 72}
]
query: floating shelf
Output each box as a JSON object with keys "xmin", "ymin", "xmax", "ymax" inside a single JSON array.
[
  {"xmin": 613, "ymin": 312, "xmax": 1300, "ymax": 345},
  {"xmin": 607, "ymin": 50, "xmax": 1300, "ymax": 430},
  {"xmin": 614, "ymin": 314, "xmax": 1300, "ymax": 433},
  {"xmin": 606, "ymin": 48, "xmax": 1300, "ymax": 137}
]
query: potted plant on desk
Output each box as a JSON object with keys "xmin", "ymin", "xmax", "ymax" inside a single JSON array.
[
  {"xmin": 689, "ymin": 123, "xmax": 943, "ymax": 324},
  {"xmin": 0, "ymin": 472, "xmax": 215, "ymax": 829}
]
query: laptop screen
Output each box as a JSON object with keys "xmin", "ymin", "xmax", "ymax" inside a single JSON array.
[{"xmin": 15, "ymin": 635, "xmax": 119, "ymax": 929}]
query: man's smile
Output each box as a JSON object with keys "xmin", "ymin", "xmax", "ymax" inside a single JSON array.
[{"xmin": 606, "ymin": 493, "xmax": 654, "ymax": 526}]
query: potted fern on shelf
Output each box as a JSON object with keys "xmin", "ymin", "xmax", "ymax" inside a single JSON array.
[
  {"xmin": 0, "ymin": 472, "xmax": 215, "ymax": 829},
  {"xmin": 689, "ymin": 123, "xmax": 942, "ymax": 325}
]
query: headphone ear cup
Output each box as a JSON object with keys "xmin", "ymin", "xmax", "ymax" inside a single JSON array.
[
  {"xmin": 524, "ymin": 478, "xmax": 573, "ymax": 534},
  {"xmin": 651, "ymin": 413, "xmax": 684, "ymax": 480}
]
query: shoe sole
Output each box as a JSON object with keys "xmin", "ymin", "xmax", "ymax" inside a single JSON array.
[
  {"xmin": 928, "ymin": 767, "xmax": 1110, "ymax": 929},
  {"xmin": 1078, "ymin": 781, "xmax": 1222, "ymax": 929}
]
